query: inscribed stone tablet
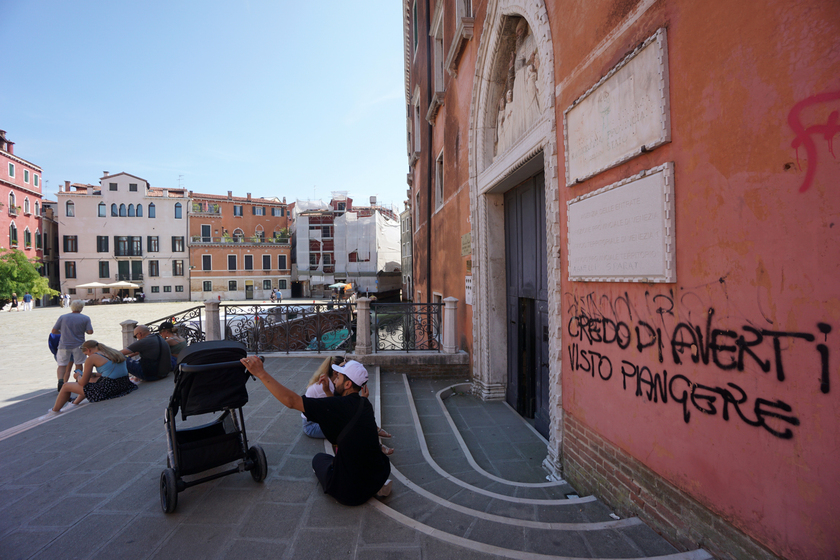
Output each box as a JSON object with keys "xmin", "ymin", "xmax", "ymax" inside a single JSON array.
[
  {"xmin": 567, "ymin": 162, "xmax": 675, "ymax": 282},
  {"xmin": 564, "ymin": 28, "xmax": 670, "ymax": 185}
]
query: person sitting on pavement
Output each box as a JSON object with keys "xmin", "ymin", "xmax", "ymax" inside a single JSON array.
[
  {"xmin": 46, "ymin": 340, "xmax": 137, "ymax": 416},
  {"xmin": 121, "ymin": 324, "xmax": 172, "ymax": 381},
  {"xmin": 300, "ymin": 356, "xmax": 394, "ymax": 455},
  {"xmin": 242, "ymin": 356, "xmax": 392, "ymax": 505},
  {"xmin": 158, "ymin": 321, "xmax": 187, "ymax": 369},
  {"xmin": 51, "ymin": 299, "xmax": 94, "ymax": 392}
]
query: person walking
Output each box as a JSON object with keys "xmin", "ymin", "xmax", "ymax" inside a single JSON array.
[
  {"xmin": 51, "ymin": 300, "xmax": 94, "ymax": 391},
  {"xmin": 9, "ymin": 292, "xmax": 18, "ymax": 311},
  {"xmin": 22, "ymin": 292, "xmax": 32, "ymax": 311},
  {"xmin": 242, "ymin": 357, "xmax": 392, "ymax": 505}
]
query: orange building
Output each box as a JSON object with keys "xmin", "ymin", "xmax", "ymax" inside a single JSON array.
[{"xmin": 187, "ymin": 191, "xmax": 290, "ymax": 301}]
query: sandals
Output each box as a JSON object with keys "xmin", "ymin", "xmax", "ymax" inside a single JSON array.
[
  {"xmin": 377, "ymin": 428, "xmax": 392, "ymax": 438},
  {"xmin": 380, "ymin": 444, "xmax": 394, "ymax": 456}
]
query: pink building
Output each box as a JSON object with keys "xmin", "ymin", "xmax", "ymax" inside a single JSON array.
[{"xmin": 0, "ymin": 129, "xmax": 44, "ymax": 268}]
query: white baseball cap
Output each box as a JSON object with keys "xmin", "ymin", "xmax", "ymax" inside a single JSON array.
[{"xmin": 331, "ymin": 360, "xmax": 368, "ymax": 387}]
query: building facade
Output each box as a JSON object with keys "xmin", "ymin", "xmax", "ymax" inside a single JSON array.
[
  {"xmin": 400, "ymin": 206, "xmax": 413, "ymax": 301},
  {"xmin": 56, "ymin": 173, "xmax": 189, "ymax": 301},
  {"xmin": 1, "ymin": 130, "xmax": 44, "ymax": 290},
  {"xmin": 403, "ymin": 1, "xmax": 839, "ymax": 559},
  {"xmin": 187, "ymin": 191, "xmax": 291, "ymax": 301},
  {"xmin": 40, "ymin": 200, "xmax": 60, "ymax": 304}
]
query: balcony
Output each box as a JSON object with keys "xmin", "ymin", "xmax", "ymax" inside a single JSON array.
[
  {"xmin": 191, "ymin": 203, "xmax": 222, "ymax": 215},
  {"xmin": 115, "ymin": 273, "xmax": 144, "ymax": 281},
  {"xmin": 189, "ymin": 236, "xmax": 290, "ymax": 245},
  {"xmin": 8, "ymin": 206, "xmax": 19, "ymax": 217}
]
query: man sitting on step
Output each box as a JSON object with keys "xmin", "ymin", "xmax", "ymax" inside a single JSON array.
[{"xmin": 241, "ymin": 356, "xmax": 392, "ymax": 505}]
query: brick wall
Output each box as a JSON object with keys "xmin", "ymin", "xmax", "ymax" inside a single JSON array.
[{"xmin": 562, "ymin": 413, "xmax": 783, "ymax": 560}]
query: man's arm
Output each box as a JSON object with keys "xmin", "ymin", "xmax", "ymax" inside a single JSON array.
[
  {"xmin": 51, "ymin": 328, "xmax": 60, "ymax": 335},
  {"xmin": 241, "ymin": 356, "xmax": 304, "ymax": 412}
]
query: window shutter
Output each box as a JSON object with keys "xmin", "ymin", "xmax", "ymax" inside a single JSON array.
[{"xmin": 252, "ymin": 206, "xmax": 256, "ymax": 215}]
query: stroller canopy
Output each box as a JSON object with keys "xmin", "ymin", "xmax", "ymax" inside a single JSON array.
[{"xmin": 171, "ymin": 340, "xmax": 250, "ymax": 419}]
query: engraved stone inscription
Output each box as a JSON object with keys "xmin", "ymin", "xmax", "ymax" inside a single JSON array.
[
  {"xmin": 564, "ymin": 28, "xmax": 670, "ymax": 186},
  {"xmin": 567, "ymin": 162, "xmax": 675, "ymax": 282}
]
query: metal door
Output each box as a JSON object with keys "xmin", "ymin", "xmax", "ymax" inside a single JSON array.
[
  {"xmin": 117, "ymin": 260, "xmax": 129, "ymax": 281},
  {"xmin": 504, "ymin": 172, "xmax": 550, "ymax": 438},
  {"xmin": 131, "ymin": 261, "xmax": 143, "ymax": 281},
  {"xmin": 245, "ymin": 281, "xmax": 254, "ymax": 300}
]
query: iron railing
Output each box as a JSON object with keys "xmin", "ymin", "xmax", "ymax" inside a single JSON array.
[
  {"xmin": 372, "ymin": 302, "xmax": 442, "ymax": 352},
  {"xmin": 221, "ymin": 303, "xmax": 356, "ymax": 353},
  {"xmin": 146, "ymin": 306, "xmax": 206, "ymax": 345}
]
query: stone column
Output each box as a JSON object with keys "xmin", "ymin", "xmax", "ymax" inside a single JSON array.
[
  {"xmin": 443, "ymin": 297, "xmax": 458, "ymax": 353},
  {"xmin": 121, "ymin": 319, "xmax": 138, "ymax": 349},
  {"xmin": 204, "ymin": 299, "xmax": 221, "ymax": 341},
  {"xmin": 355, "ymin": 297, "xmax": 372, "ymax": 355}
]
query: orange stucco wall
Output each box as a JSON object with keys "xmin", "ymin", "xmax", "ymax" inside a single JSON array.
[{"xmin": 556, "ymin": 1, "xmax": 839, "ymax": 558}]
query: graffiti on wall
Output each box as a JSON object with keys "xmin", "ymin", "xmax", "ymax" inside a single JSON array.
[
  {"xmin": 789, "ymin": 90, "xmax": 840, "ymax": 193},
  {"xmin": 566, "ymin": 290, "xmax": 833, "ymax": 439}
]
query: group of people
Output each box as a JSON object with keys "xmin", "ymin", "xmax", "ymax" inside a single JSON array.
[
  {"xmin": 243, "ymin": 355, "xmax": 393, "ymax": 505},
  {"xmin": 269, "ymin": 288, "xmax": 282, "ymax": 303},
  {"xmin": 47, "ymin": 300, "xmax": 185, "ymax": 416},
  {"xmin": 6, "ymin": 292, "xmax": 33, "ymax": 311}
]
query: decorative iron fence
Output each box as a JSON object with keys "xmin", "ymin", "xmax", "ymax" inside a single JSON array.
[
  {"xmin": 146, "ymin": 306, "xmax": 206, "ymax": 345},
  {"xmin": 221, "ymin": 303, "xmax": 356, "ymax": 353},
  {"xmin": 372, "ymin": 303, "xmax": 442, "ymax": 352}
]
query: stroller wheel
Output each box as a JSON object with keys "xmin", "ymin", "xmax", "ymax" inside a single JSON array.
[
  {"xmin": 248, "ymin": 445, "xmax": 267, "ymax": 483},
  {"xmin": 160, "ymin": 468, "xmax": 178, "ymax": 513}
]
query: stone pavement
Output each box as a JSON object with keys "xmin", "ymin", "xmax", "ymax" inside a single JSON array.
[{"xmin": 0, "ymin": 305, "xmax": 713, "ymax": 559}]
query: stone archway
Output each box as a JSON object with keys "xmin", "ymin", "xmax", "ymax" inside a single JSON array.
[{"xmin": 468, "ymin": 0, "xmax": 563, "ymax": 475}]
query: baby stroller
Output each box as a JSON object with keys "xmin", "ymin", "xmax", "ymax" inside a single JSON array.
[{"xmin": 160, "ymin": 340, "xmax": 267, "ymax": 513}]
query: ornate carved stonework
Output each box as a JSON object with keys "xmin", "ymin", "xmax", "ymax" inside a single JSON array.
[{"xmin": 468, "ymin": 0, "xmax": 563, "ymax": 479}]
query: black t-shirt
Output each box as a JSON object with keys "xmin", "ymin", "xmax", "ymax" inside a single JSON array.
[{"xmin": 302, "ymin": 393, "xmax": 390, "ymax": 505}]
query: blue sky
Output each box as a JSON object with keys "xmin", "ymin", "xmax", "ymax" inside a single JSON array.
[{"xmin": 1, "ymin": 1, "xmax": 409, "ymax": 211}]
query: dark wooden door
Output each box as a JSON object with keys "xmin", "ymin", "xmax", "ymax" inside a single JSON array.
[{"xmin": 504, "ymin": 172, "xmax": 550, "ymax": 438}]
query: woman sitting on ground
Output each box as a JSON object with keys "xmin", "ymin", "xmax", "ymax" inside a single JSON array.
[
  {"xmin": 47, "ymin": 340, "xmax": 137, "ymax": 415},
  {"xmin": 159, "ymin": 321, "xmax": 187, "ymax": 369},
  {"xmin": 301, "ymin": 356, "xmax": 393, "ymax": 455}
]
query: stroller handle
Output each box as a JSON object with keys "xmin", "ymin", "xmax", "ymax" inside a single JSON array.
[{"xmin": 180, "ymin": 356, "xmax": 263, "ymax": 374}]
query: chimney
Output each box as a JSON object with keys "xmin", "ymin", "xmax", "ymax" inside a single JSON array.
[
  {"xmin": 6, "ymin": 140, "xmax": 13, "ymax": 155},
  {"xmin": 103, "ymin": 171, "xmax": 109, "ymax": 177},
  {"xmin": 227, "ymin": 191, "xmax": 232, "ymax": 200},
  {"xmin": 247, "ymin": 193, "xmax": 251, "ymax": 201},
  {"xmin": 370, "ymin": 196, "xmax": 377, "ymax": 206},
  {"xmin": 64, "ymin": 181, "xmax": 70, "ymax": 192}
]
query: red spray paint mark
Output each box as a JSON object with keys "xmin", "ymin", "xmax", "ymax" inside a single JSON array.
[{"xmin": 788, "ymin": 91, "xmax": 840, "ymax": 193}]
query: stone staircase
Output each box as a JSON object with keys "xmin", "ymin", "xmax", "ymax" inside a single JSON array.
[{"xmin": 365, "ymin": 370, "xmax": 713, "ymax": 560}]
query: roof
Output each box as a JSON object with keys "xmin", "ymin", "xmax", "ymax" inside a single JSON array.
[
  {"xmin": 190, "ymin": 191, "xmax": 284, "ymax": 204},
  {"xmin": 99, "ymin": 172, "xmax": 149, "ymax": 183}
]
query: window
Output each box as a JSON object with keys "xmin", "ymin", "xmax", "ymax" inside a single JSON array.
[
  {"xmin": 278, "ymin": 279, "xmax": 287, "ymax": 290},
  {"xmin": 128, "ymin": 204, "xmax": 135, "ymax": 217},
  {"xmin": 173, "ymin": 260, "xmax": 184, "ymax": 276},
  {"xmin": 233, "ymin": 228, "xmax": 244, "ymax": 242},
  {"xmin": 24, "ymin": 169, "xmax": 30, "ymax": 183},
  {"xmin": 202, "ymin": 254, "xmax": 212, "ymax": 271},
  {"xmin": 412, "ymin": 87, "xmax": 422, "ymax": 156},
  {"xmin": 431, "ymin": 3, "xmax": 445, "ymax": 94},
  {"xmin": 310, "ymin": 254, "xmax": 319, "ymax": 266},
  {"xmin": 98, "ymin": 202, "xmax": 106, "ymax": 217},
  {"xmin": 175, "ymin": 285, "xmax": 184, "ymax": 292},
  {"xmin": 244, "ymin": 255, "xmax": 253, "ymax": 270},
  {"xmin": 322, "ymin": 225, "xmax": 332, "ymax": 238},
  {"xmin": 109, "ymin": 183, "xmax": 117, "ymax": 191},
  {"xmin": 136, "ymin": 204, "xmax": 143, "ymax": 217},
  {"xmin": 8, "ymin": 222, "xmax": 16, "ymax": 246},
  {"xmin": 111, "ymin": 203, "xmax": 118, "ymax": 216},
  {"xmin": 228, "ymin": 255, "xmax": 237, "ymax": 270},
  {"xmin": 34, "ymin": 201, "xmax": 39, "ymax": 215},
  {"xmin": 228, "ymin": 280, "xmax": 237, "ymax": 291},
  {"xmin": 175, "ymin": 202, "xmax": 182, "ymax": 219},
  {"xmin": 129, "ymin": 183, "xmax": 138, "ymax": 192},
  {"xmin": 172, "ymin": 236, "xmax": 185, "ymax": 252},
  {"xmin": 201, "ymin": 224, "xmax": 211, "ymax": 242},
  {"xmin": 63, "ymin": 235, "xmax": 78, "ymax": 252},
  {"xmin": 435, "ymin": 149, "xmax": 444, "ymax": 209},
  {"xmin": 24, "ymin": 198, "xmax": 30, "ymax": 214},
  {"xmin": 66, "ymin": 201, "xmax": 75, "ymax": 217},
  {"xmin": 271, "ymin": 207, "xmax": 283, "ymax": 217},
  {"xmin": 65, "ymin": 261, "xmax": 77, "ymax": 278},
  {"xmin": 96, "ymin": 236, "xmax": 109, "ymax": 253},
  {"xmin": 145, "ymin": 236, "xmax": 159, "ymax": 253},
  {"xmin": 253, "ymin": 206, "xmax": 265, "ymax": 216},
  {"xmin": 99, "ymin": 261, "xmax": 110, "ymax": 279},
  {"xmin": 263, "ymin": 280, "xmax": 272, "ymax": 290},
  {"xmin": 323, "ymin": 254, "xmax": 332, "ymax": 265},
  {"xmin": 34, "ymin": 174, "xmax": 39, "ymax": 187},
  {"xmin": 8, "ymin": 162, "xmax": 14, "ymax": 177},
  {"xmin": 412, "ymin": 0, "xmax": 418, "ymax": 54},
  {"xmin": 278, "ymin": 254, "xmax": 287, "ymax": 270},
  {"xmin": 262, "ymin": 255, "xmax": 271, "ymax": 270},
  {"xmin": 24, "ymin": 227, "xmax": 31, "ymax": 248},
  {"xmin": 115, "ymin": 236, "xmax": 143, "ymax": 256},
  {"xmin": 132, "ymin": 237, "xmax": 142, "ymax": 255},
  {"xmin": 164, "ymin": 286, "xmax": 172, "ymax": 293},
  {"xmin": 233, "ymin": 205, "xmax": 243, "ymax": 216},
  {"xmin": 35, "ymin": 228, "xmax": 41, "ymax": 249},
  {"xmin": 203, "ymin": 281, "xmax": 212, "ymax": 292},
  {"xmin": 148, "ymin": 203, "xmax": 156, "ymax": 218},
  {"xmin": 149, "ymin": 260, "xmax": 159, "ymax": 277},
  {"xmin": 119, "ymin": 203, "xmax": 127, "ymax": 217},
  {"xmin": 151, "ymin": 286, "xmax": 160, "ymax": 293}
]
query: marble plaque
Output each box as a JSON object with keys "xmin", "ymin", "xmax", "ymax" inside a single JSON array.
[
  {"xmin": 564, "ymin": 28, "xmax": 670, "ymax": 186},
  {"xmin": 567, "ymin": 162, "xmax": 675, "ymax": 282}
]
